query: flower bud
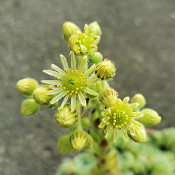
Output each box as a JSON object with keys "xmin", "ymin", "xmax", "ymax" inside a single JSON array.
[
  {"xmin": 89, "ymin": 21, "xmax": 102, "ymax": 36},
  {"xmin": 85, "ymin": 135, "xmax": 94, "ymax": 149},
  {"xmin": 81, "ymin": 117, "xmax": 90, "ymax": 128},
  {"xmin": 33, "ymin": 86, "xmax": 54, "ymax": 105},
  {"xmin": 87, "ymin": 52, "xmax": 103, "ymax": 64},
  {"xmin": 21, "ymin": 99, "xmax": 40, "ymax": 115},
  {"xmin": 55, "ymin": 104, "xmax": 78, "ymax": 128},
  {"xmin": 138, "ymin": 108, "xmax": 161, "ymax": 126},
  {"xmin": 99, "ymin": 88, "xmax": 118, "ymax": 107},
  {"xmin": 57, "ymin": 135, "xmax": 72, "ymax": 154},
  {"xmin": 17, "ymin": 78, "xmax": 38, "ymax": 96},
  {"xmin": 69, "ymin": 34, "xmax": 79, "ymax": 54},
  {"xmin": 70, "ymin": 129, "xmax": 88, "ymax": 151},
  {"xmin": 127, "ymin": 121, "xmax": 146, "ymax": 143},
  {"xmin": 63, "ymin": 21, "xmax": 80, "ymax": 42},
  {"xmin": 95, "ymin": 59, "xmax": 115, "ymax": 80},
  {"xmin": 131, "ymin": 94, "xmax": 146, "ymax": 111}
]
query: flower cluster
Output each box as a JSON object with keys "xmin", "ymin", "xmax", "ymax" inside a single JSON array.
[{"xmin": 16, "ymin": 21, "xmax": 162, "ymax": 159}]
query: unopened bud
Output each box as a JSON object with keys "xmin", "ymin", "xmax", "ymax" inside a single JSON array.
[
  {"xmin": 17, "ymin": 78, "xmax": 38, "ymax": 96},
  {"xmin": 85, "ymin": 135, "xmax": 94, "ymax": 149},
  {"xmin": 138, "ymin": 108, "xmax": 161, "ymax": 126},
  {"xmin": 131, "ymin": 94, "xmax": 146, "ymax": 111},
  {"xmin": 89, "ymin": 21, "xmax": 102, "ymax": 36},
  {"xmin": 63, "ymin": 21, "xmax": 80, "ymax": 42},
  {"xmin": 55, "ymin": 104, "xmax": 78, "ymax": 128},
  {"xmin": 127, "ymin": 121, "xmax": 146, "ymax": 143},
  {"xmin": 99, "ymin": 88, "xmax": 118, "ymax": 107},
  {"xmin": 70, "ymin": 129, "xmax": 88, "ymax": 151},
  {"xmin": 57, "ymin": 135, "xmax": 72, "ymax": 154},
  {"xmin": 33, "ymin": 86, "xmax": 54, "ymax": 105},
  {"xmin": 87, "ymin": 52, "xmax": 103, "ymax": 64},
  {"xmin": 95, "ymin": 59, "xmax": 115, "ymax": 80},
  {"xmin": 21, "ymin": 99, "xmax": 40, "ymax": 115}
]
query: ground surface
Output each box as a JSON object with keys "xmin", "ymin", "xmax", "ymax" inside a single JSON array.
[{"xmin": 0, "ymin": 0, "xmax": 175, "ymax": 174}]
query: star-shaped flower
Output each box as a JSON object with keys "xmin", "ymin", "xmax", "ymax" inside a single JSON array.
[
  {"xmin": 99, "ymin": 97, "xmax": 146, "ymax": 142},
  {"xmin": 41, "ymin": 52, "xmax": 98, "ymax": 111}
]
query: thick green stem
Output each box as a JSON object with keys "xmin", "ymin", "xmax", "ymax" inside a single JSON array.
[{"xmin": 89, "ymin": 107, "xmax": 120, "ymax": 175}]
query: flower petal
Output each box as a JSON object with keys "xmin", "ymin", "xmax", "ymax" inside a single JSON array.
[
  {"xmin": 71, "ymin": 51, "xmax": 76, "ymax": 70},
  {"xmin": 71, "ymin": 94, "xmax": 76, "ymax": 111},
  {"xmin": 123, "ymin": 97, "xmax": 130, "ymax": 105},
  {"xmin": 43, "ymin": 70, "xmax": 60, "ymax": 77},
  {"xmin": 84, "ymin": 24, "xmax": 89, "ymax": 35},
  {"xmin": 84, "ymin": 87, "xmax": 98, "ymax": 96},
  {"xmin": 60, "ymin": 95, "xmax": 69, "ymax": 109},
  {"xmin": 84, "ymin": 64, "xmax": 96, "ymax": 77},
  {"xmin": 87, "ymin": 75, "xmax": 97, "ymax": 84},
  {"xmin": 78, "ymin": 92, "xmax": 86, "ymax": 106},
  {"xmin": 98, "ymin": 122, "xmax": 106, "ymax": 128},
  {"xmin": 79, "ymin": 56, "xmax": 87, "ymax": 73},
  {"xmin": 41, "ymin": 80, "xmax": 58, "ymax": 85},
  {"xmin": 47, "ymin": 88, "xmax": 62, "ymax": 95},
  {"xmin": 50, "ymin": 91, "xmax": 65, "ymax": 104},
  {"xmin": 93, "ymin": 36, "xmax": 100, "ymax": 45},
  {"xmin": 130, "ymin": 103, "xmax": 139, "ymax": 110},
  {"xmin": 51, "ymin": 64, "xmax": 66, "ymax": 75},
  {"xmin": 113, "ymin": 129, "xmax": 119, "ymax": 143},
  {"xmin": 122, "ymin": 128, "xmax": 128, "ymax": 142},
  {"xmin": 60, "ymin": 54, "xmax": 69, "ymax": 70}
]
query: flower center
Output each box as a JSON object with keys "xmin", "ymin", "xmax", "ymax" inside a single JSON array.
[
  {"xmin": 57, "ymin": 69, "xmax": 87, "ymax": 96},
  {"xmin": 106, "ymin": 105, "xmax": 132, "ymax": 129}
]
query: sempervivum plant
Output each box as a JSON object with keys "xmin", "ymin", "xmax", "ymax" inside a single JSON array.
[{"xmin": 17, "ymin": 21, "xmax": 162, "ymax": 175}]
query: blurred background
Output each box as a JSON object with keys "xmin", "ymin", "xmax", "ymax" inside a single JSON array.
[{"xmin": 0, "ymin": 0, "xmax": 175, "ymax": 174}]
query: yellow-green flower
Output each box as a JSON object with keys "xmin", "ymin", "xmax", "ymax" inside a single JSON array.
[
  {"xmin": 41, "ymin": 51, "xmax": 98, "ymax": 111},
  {"xmin": 99, "ymin": 97, "xmax": 144, "ymax": 142},
  {"xmin": 69, "ymin": 24, "xmax": 100, "ymax": 55}
]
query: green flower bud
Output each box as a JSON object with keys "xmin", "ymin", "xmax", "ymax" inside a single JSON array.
[
  {"xmin": 131, "ymin": 94, "xmax": 146, "ymax": 111},
  {"xmin": 85, "ymin": 135, "xmax": 94, "ymax": 149},
  {"xmin": 138, "ymin": 108, "xmax": 161, "ymax": 126},
  {"xmin": 81, "ymin": 117, "xmax": 90, "ymax": 128},
  {"xmin": 57, "ymin": 135, "xmax": 72, "ymax": 154},
  {"xmin": 17, "ymin": 78, "xmax": 38, "ymax": 96},
  {"xmin": 99, "ymin": 88, "xmax": 118, "ymax": 107},
  {"xmin": 21, "ymin": 99, "xmax": 40, "ymax": 115},
  {"xmin": 127, "ymin": 121, "xmax": 146, "ymax": 143},
  {"xmin": 33, "ymin": 86, "xmax": 54, "ymax": 105},
  {"xmin": 55, "ymin": 104, "xmax": 78, "ymax": 128},
  {"xmin": 89, "ymin": 21, "xmax": 102, "ymax": 36},
  {"xmin": 70, "ymin": 129, "xmax": 88, "ymax": 151},
  {"xmin": 87, "ymin": 52, "xmax": 103, "ymax": 64},
  {"xmin": 63, "ymin": 21, "xmax": 80, "ymax": 42},
  {"xmin": 95, "ymin": 59, "xmax": 115, "ymax": 80}
]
